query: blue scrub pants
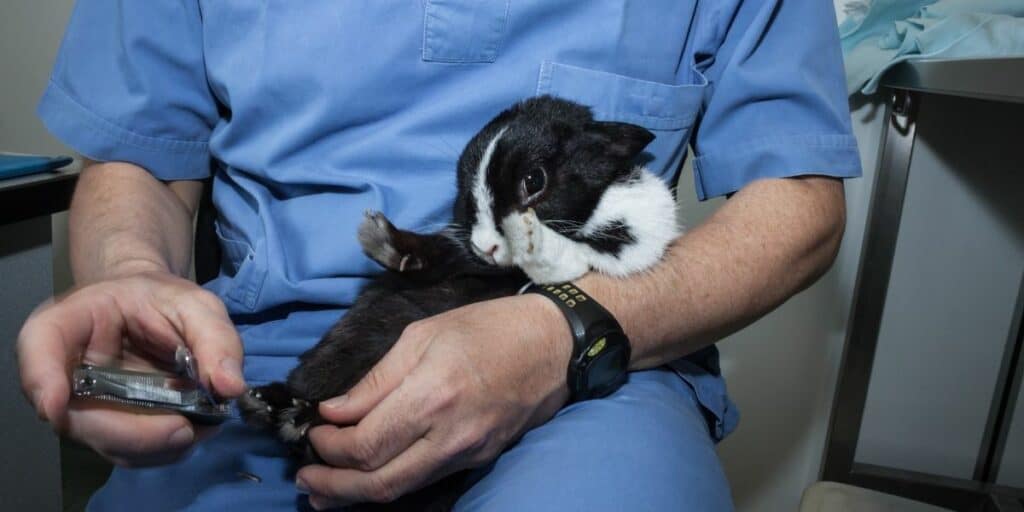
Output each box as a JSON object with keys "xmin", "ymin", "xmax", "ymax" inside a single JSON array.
[{"xmin": 88, "ymin": 369, "xmax": 733, "ymax": 511}]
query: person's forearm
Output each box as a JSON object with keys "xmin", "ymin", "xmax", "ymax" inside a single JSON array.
[
  {"xmin": 576, "ymin": 176, "xmax": 846, "ymax": 369},
  {"xmin": 69, "ymin": 161, "xmax": 201, "ymax": 284}
]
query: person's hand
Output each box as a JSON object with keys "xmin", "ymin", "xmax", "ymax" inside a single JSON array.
[
  {"xmin": 297, "ymin": 295, "xmax": 572, "ymax": 509},
  {"xmin": 17, "ymin": 271, "xmax": 246, "ymax": 467}
]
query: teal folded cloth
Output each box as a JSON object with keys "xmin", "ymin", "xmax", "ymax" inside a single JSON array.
[
  {"xmin": 0, "ymin": 153, "xmax": 73, "ymax": 180},
  {"xmin": 840, "ymin": 0, "xmax": 1024, "ymax": 95}
]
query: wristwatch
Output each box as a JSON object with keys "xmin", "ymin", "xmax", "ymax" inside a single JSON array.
[{"xmin": 525, "ymin": 282, "xmax": 631, "ymax": 402}]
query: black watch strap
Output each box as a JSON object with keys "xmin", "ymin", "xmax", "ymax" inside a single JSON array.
[{"xmin": 526, "ymin": 282, "xmax": 631, "ymax": 402}]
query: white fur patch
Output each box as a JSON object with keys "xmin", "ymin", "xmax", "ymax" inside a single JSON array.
[
  {"xmin": 504, "ymin": 168, "xmax": 679, "ymax": 284},
  {"xmin": 469, "ymin": 126, "xmax": 510, "ymax": 264},
  {"xmin": 577, "ymin": 169, "xmax": 681, "ymax": 276}
]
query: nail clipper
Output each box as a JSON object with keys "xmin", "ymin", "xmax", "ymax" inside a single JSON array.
[{"xmin": 71, "ymin": 346, "xmax": 231, "ymax": 425}]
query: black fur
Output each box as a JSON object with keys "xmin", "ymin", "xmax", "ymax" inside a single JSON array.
[
  {"xmin": 237, "ymin": 96, "xmax": 654, "ymax": 510},
  {"xmin": 567, "ymin": 219, "xmax": 637, "ymax": 256}
]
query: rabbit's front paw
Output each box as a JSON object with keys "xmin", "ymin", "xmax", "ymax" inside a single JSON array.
[
  {"xmin": 511, "ymin": 211, "xmax": 589, "ymax": 284},
  {"xmin": 238, "ymin": 383, "xmax": 317, "ymax": 443}
]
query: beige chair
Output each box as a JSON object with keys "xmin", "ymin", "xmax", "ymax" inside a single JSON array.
[{"xmin": 800, "ymin": 482, "xmax": 954, "ymax": 512}]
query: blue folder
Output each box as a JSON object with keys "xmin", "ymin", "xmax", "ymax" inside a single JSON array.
[{"xmin": 0, "ymin": 153, "xmax": 74, "ymax": 181}]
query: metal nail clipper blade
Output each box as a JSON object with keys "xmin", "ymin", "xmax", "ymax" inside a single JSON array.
[{"xmin": 71, "ymin": 346, "xmax": 231, "ymax": 425}]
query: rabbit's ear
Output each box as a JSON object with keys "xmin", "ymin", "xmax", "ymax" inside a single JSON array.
[{"xmin": 584, "ymin": 121, "xmax": 654, "ymax": 160}]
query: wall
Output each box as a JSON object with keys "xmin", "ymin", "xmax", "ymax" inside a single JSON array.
[
  {"xmin": 2, "ymin": 2, "xmax": 885, "ymax": 511},
  {"xmin": 0, "ymin": 0, "xmax": 76, "ymax": 292},
  {"xmin": 1, "ymin": 2, "xmax": 78, "ymax": 510},
  {"xmin": 0, "ymin": 219, "xmax": 63, "ymax": 511}
]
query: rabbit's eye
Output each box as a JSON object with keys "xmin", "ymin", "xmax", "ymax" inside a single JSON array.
[{"xmin": 521, "ymin": 168, "xmax": 547, "ymax": 203}]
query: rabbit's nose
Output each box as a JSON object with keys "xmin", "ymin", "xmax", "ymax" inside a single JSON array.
[{"xmin": 485, "ymin": 244, "xmax": 499, "ymax": 256}]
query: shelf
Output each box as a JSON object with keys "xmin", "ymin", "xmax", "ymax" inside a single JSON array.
[
  {"xmin": 0, "ymin": 160, "xmax": 80, "ymax": 225},
  {"xmin": 881, "ymin": 57, "xmax": 1024, "ymax": 104}
]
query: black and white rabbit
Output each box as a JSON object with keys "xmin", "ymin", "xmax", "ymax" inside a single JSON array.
[{"xmin": 238, "ymin": 96, "xmax": 680, "ymax": 509}]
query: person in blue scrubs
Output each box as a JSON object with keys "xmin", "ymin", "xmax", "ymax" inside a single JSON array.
[{"xmin": 20, "ymin": 1, "xmax": 860, "ymax": 510}]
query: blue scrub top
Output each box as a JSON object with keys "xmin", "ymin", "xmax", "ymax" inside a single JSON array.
[{"xmin": 39, "ymin": 1, "xmax": 859, "ymax": 509}]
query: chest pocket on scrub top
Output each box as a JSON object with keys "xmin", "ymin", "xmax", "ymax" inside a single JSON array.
[
  {"xmin": 422, "ymin": 0, "xmax": 510, "ymax": 63},
  {"xmin": 536, "ymin": 60, "xmax": 708, "ymax": 176},
  {"xmin": 213, "ymin": 221, "xmax": 266, "ymax": 312}
]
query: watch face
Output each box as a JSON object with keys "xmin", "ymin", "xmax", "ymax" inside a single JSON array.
[{"xmin": 581, "ymin": 332, "xmax": 629, "ymax": 399}]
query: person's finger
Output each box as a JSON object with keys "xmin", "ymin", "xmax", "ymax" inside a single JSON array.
[
  {"xmin": 17, "ymin": 291, "xmax": 126, "ymax": 422},
  {"xmin": 309, "ymin": 379, "xmax": 429, "ymax": 471},
  {"xmin": 297, "ymin": 436, "xmax": 447, "ymax": 509},
  {"xmin": 62, "ymin": 402, "xmax": 197, "ymax": 467},
  {"xmin": 118, "ymin": 298, "xmax": 189, "ymax": 367},
  {"xmin": 318, "ymin": 328, "xmax": 426, "ymax": 425},
  {"xmin": 157, "ymin": 288, "xmax": 246, "ymax": 399}
]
